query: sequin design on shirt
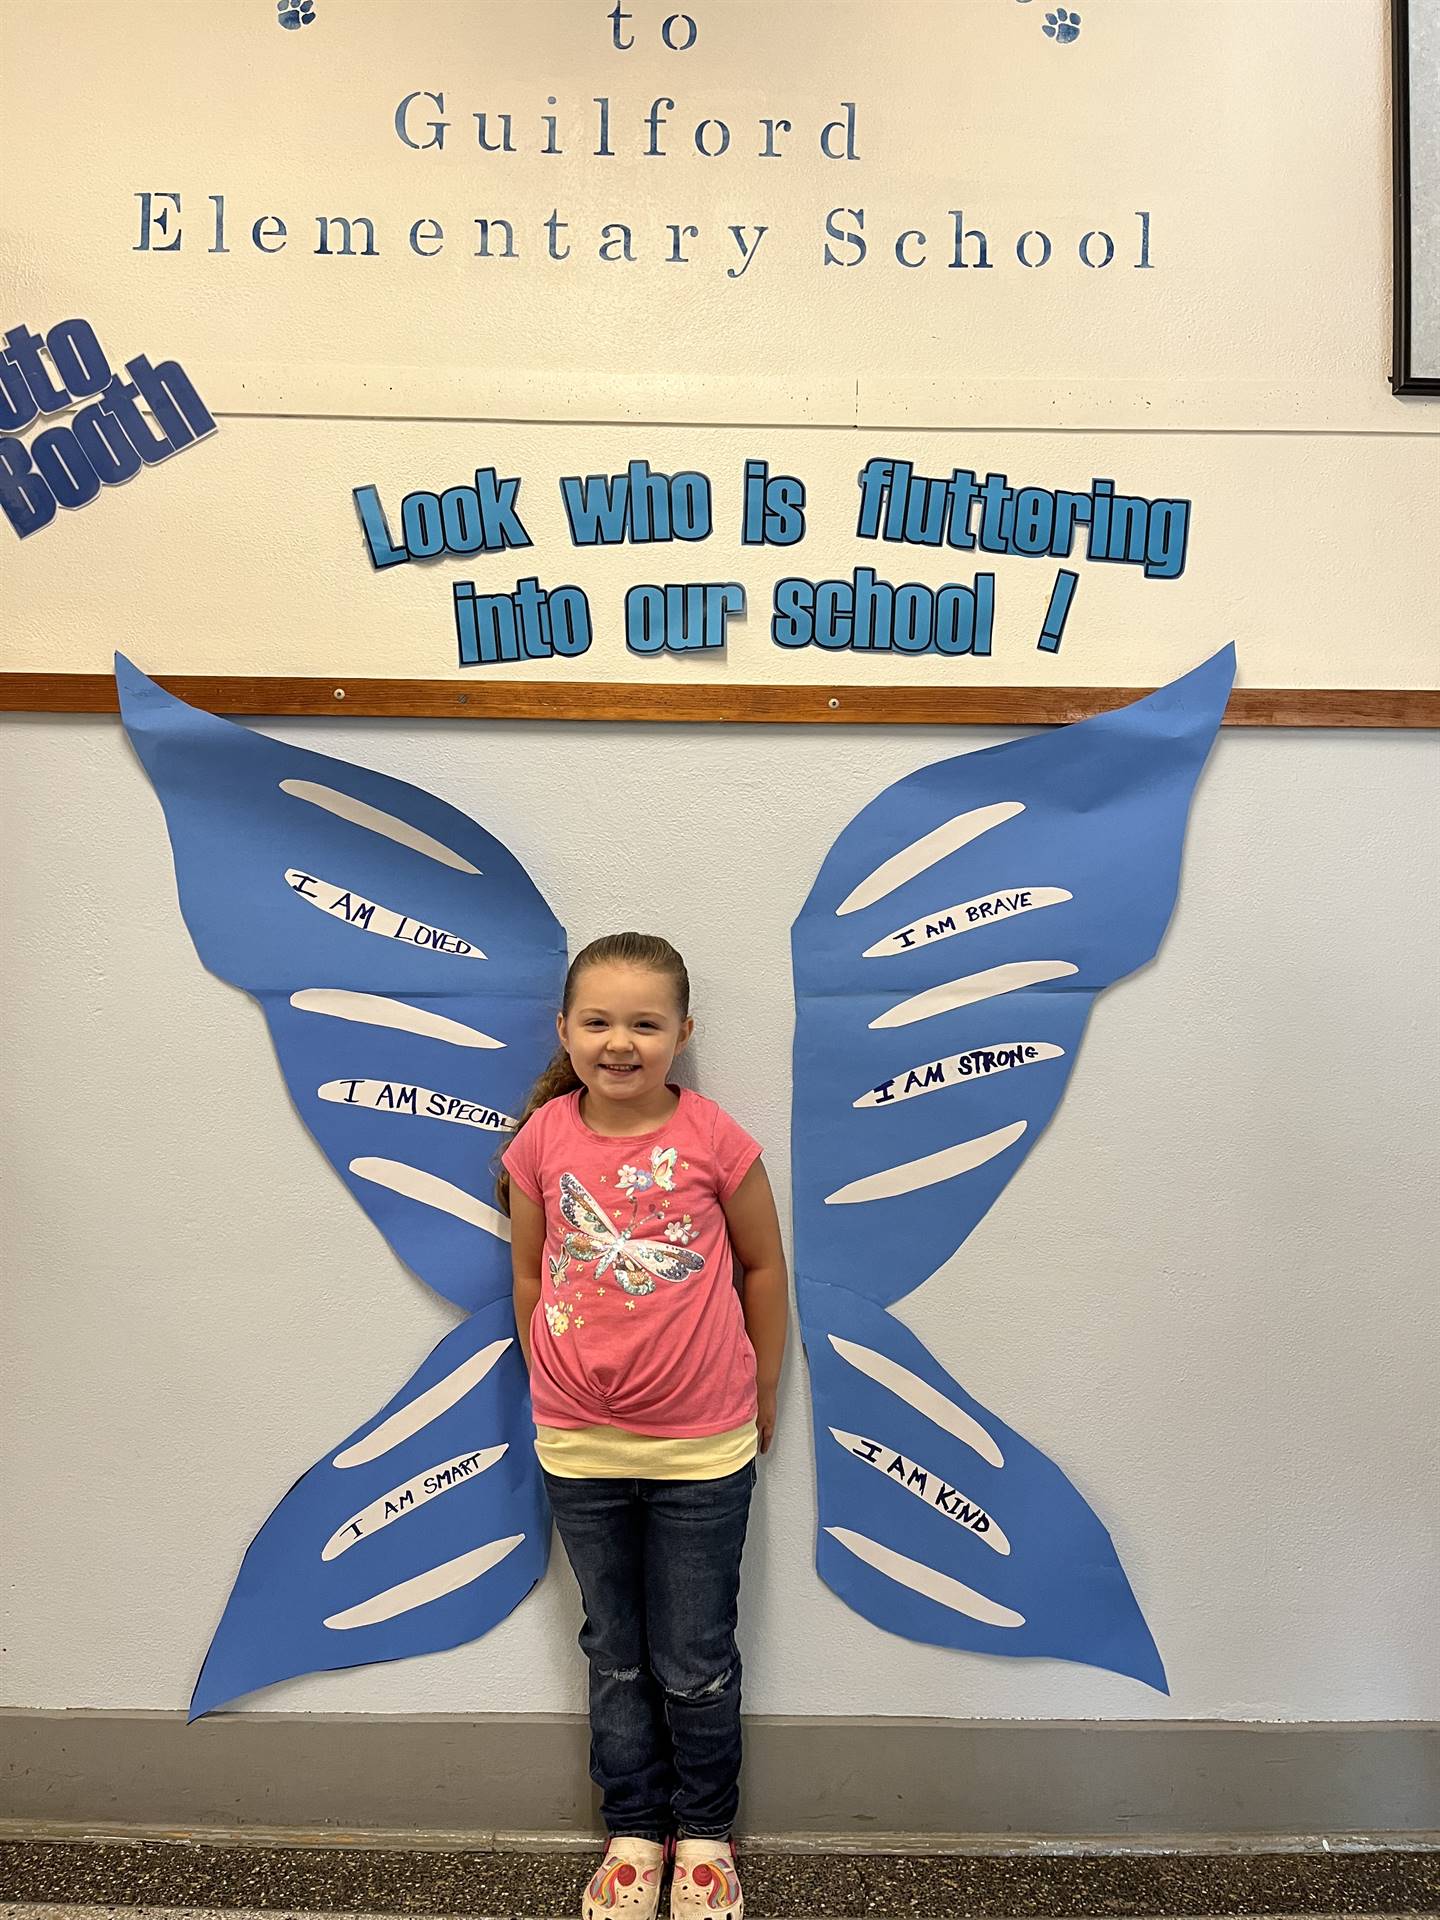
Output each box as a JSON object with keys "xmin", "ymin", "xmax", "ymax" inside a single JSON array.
[{"xmin": 546, "ymin": 1142, "xmax": 705, "ymax": 1330}]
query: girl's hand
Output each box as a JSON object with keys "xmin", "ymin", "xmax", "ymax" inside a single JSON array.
[{"xmin": 757, "ymin": 1380, "xmax": 778, "ymax": 1454}]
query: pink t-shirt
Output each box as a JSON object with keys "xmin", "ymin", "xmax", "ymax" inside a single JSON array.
[{"xmin": 502, "ymin": 1087, "xmax": 762, "ymax": 1437}]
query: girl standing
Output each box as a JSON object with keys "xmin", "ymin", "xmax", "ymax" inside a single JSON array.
[{"xmin": 499, "ymin": 932, "xmax": 789, "ymax": 1920}]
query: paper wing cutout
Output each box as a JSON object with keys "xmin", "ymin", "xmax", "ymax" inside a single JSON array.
[
  {"xmin": 189, "ymin": 1295, "xmax": 546, "ymax": 1718},
  {"xmin": 116, "ymin": 658, "xmax": 566, "ymax": 1715},
  {"xmin": 117, "ymin": 654, "xmax": 565, "ymax": 1315},
  {"xmin": 791, "ymin": 646, "xmax": 1236, "ymax": 1691}
]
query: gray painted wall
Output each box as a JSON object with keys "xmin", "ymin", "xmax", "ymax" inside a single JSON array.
[
  {"xmin": 3, "ymin": 1711, "xmax": 1437, "ymax": 1838},
  {"xmin": 2, "ymin": 717, "xmax": 1437, "ymax": 1731}
]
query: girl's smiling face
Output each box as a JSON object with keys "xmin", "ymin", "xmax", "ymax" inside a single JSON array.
[{"xmin": 558, "ymin": 962, "xmax": 693, "ymax": 1117}]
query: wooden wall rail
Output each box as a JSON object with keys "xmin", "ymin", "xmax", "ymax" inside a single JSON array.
[{"xmin": 2, "ymin": 674, "xmax": 1437, "ymax": 728}]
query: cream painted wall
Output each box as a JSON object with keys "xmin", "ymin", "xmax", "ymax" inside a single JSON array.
[
  {"xmin": 6, "ymin": 417, "xmax": 1436, "ymax": 687},
  {"xmin": 2, "ymin": 714, "xmax": 1437, "ymax": 1720},
  {"xmin": 3, "ymin": 0, "xmax": 1437, "ymax": 688},
  {"xmin": 1, "ymin": 1, "xmax": 1405, "ymax": 425}
]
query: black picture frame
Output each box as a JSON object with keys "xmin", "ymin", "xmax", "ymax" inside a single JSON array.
[{"xmin": 1393, "ymin": 0, "xmax": 1440, "ymax": 392}]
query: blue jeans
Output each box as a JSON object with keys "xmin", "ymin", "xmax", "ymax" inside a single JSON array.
[{"xmin": 542, "ymin": 1459, "xmax": 757, "ymax": 1842}]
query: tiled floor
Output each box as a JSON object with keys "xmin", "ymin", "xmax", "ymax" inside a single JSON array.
[
  {"xmin": 0, "ymin": 1911, "xmax": 1416, "ymax": 1920},
  {"xmin": 1, "ymin": 1838, "xmax": 1434, "ymax": 1919},
  {"xmin": 0, "ymin": 1908, "xmax": 1418, "ymax": 1920}
]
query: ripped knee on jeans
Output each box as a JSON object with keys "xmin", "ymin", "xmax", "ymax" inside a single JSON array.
[
  {"xmin": 600, "ymin": 1663, "xmax": 644, "ymax": 1682},
  {"xmin": 660, "ymin": 1663, "xmax": 734, "ymax": 1702}
]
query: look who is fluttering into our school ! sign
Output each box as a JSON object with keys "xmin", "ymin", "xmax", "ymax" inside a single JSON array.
[{"xmin": 354, "ymin": 455, "xmax": 1191, "ymax": 668}]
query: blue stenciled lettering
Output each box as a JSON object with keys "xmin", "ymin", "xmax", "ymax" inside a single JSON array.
[
  {"xmin": 854, "ymin": 459, "xmax": 1190, "ymax": 581},
  {"xmin": 354, "ymin": 468, "xmax": 533, "ymax": 569},
  {"xmin": 772, "ymin": 571, "xmax": 993, "ymax": 654},
  {"xmin": 560, "ymin": 461, "xmax": 713, "ymax": 545},
  {"xmin": 0, "ymin": 318, "xmax": 213, "ymax": 540},
  {"xmin": 625, "ymin": 581, "xmax": 743, "ymax": 654}
]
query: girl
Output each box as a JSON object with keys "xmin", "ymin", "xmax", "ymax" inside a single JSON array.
[{"xmin": 498, "ymin": 932, "xmax": 789, "ymax": 1920}]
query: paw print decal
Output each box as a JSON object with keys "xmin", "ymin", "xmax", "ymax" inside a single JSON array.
[
  {"xmin": 1044, "ymin": 7, "xmax": 1082, "ymax": 41},
  {"xmin": 277, "ymin": 0, "xmax": 315, "ymax": 28}
]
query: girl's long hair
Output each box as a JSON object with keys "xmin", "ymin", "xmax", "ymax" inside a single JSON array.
[{"xmin": 494, "ymin": 931, "xmax": 690, "ymax": 1215}]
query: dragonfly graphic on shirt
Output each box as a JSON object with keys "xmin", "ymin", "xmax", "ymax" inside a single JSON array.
[{"xmin": 553, "ymin": 1169, "xmax": 705, "ymax": 1297}]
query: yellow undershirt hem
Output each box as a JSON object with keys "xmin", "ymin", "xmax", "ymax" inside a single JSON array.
[{"xmin": 534, "ymin": 1419, "xmax": 759, "ymax": 1481}]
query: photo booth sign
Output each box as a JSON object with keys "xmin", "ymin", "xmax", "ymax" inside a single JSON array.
[{"xmin": 0, "ymin": 0, "xmax": 1435, "ymax": 717}]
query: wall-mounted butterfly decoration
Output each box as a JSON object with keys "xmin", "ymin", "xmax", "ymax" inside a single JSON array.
[
  {"xmin": 116, "ymin": 656, "xmax": 566, "ymax": 1717},
  {"xmin": 117, "ymin": 646, "xmax": 1232, "ymax": 1713},
  {"xmin": 791, "ymin": 646, "xmax": 1234, "ymax": 1691}
]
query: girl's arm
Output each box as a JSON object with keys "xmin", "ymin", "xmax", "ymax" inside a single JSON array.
[
  {"xmin": 724, "ymin": 1157, "xmax": 790, "ymax": 1454},
  {"xmin": 509, "ymin": 1186, "xmax": 546, "ymax": 1373}
]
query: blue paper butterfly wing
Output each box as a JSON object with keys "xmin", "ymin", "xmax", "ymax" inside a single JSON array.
[
  {"xmin": 189, "ymin": 1294, "xmax": 548, "ymax": 1718},
  {"xmin": 116, "ymin": 658, "xmax": 566, "ymax": 1712},
  {"xmin": 791, "ymin": 647, "xmax": 1235, "ymax": 1690},
  {"xmin": 800, "ymin": 1280, "xmax": 1168, "ymax": 1688},
  {"xmin": 117, "ymin": 654, "xmax": 566, "ymax": 1312}
]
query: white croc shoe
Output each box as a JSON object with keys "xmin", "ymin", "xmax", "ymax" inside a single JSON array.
[
  {"xmin": 670, "ymin": 1836, "xmax": 742, "ymax": 1920},
  {"xmin": 583, "ymin": 1835, "xmax": 667, "ymax": 1920}
]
